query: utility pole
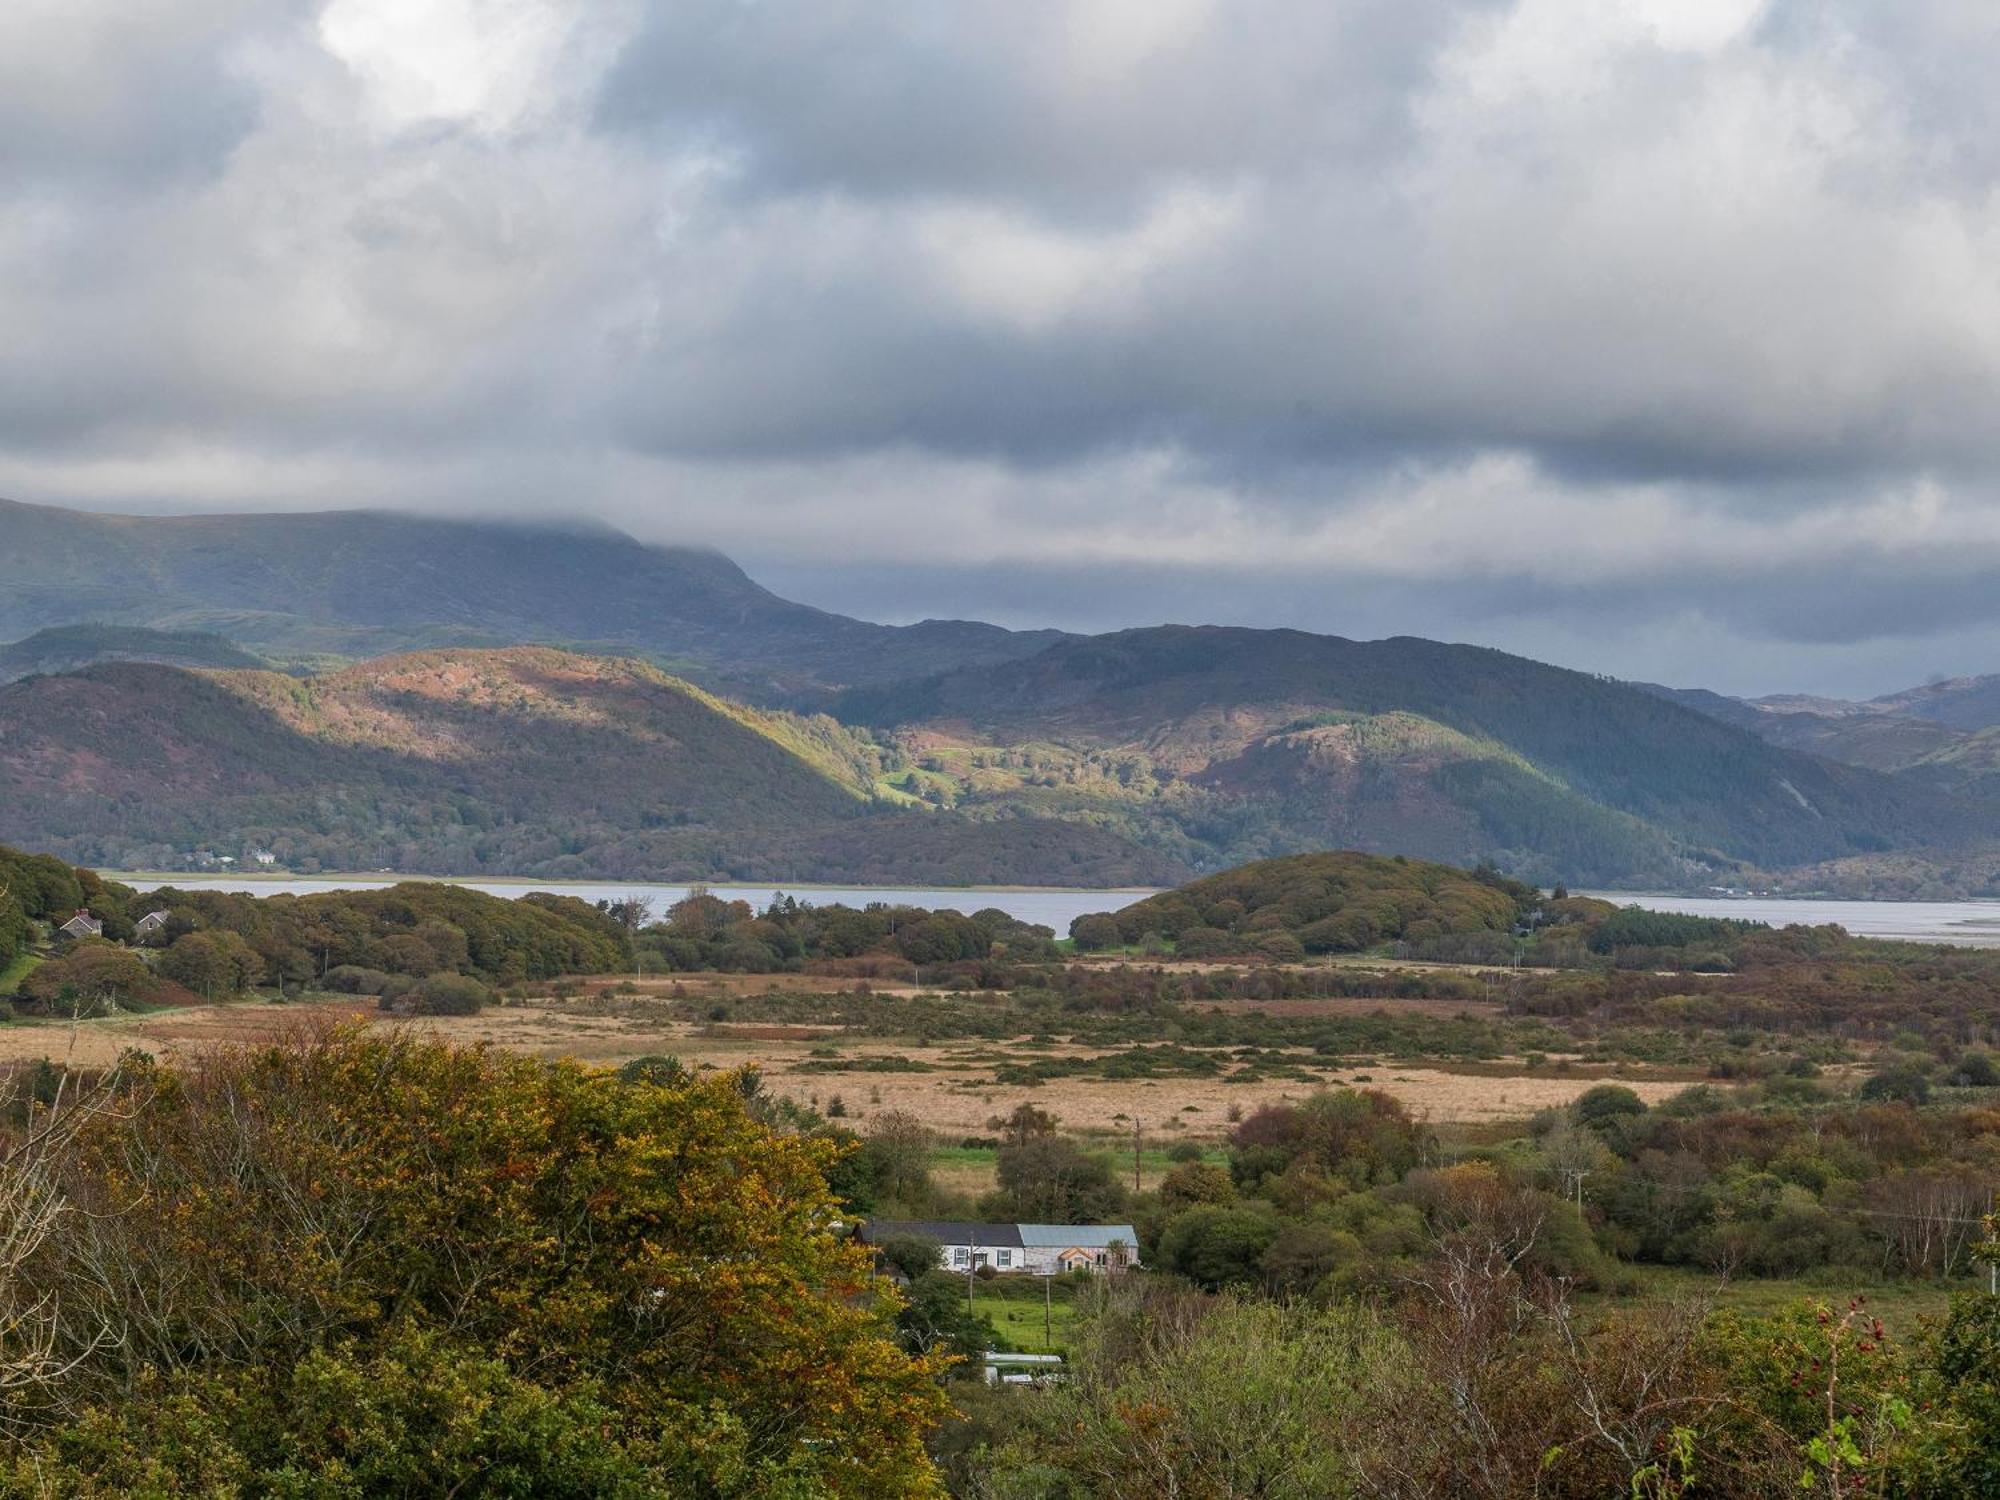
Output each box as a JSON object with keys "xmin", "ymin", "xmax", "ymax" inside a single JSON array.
[
  {"xmin": 1562, "ymin": 1168, "xmax": 1590, "ymax": 1210},
  {"xmin": 1132, "ymin": 1117, "xmax": 1143, "ymax": 1193},
  {"xmin": 1043, "ymin": 1272, "xmax": 1052, "ymax": 1347}
]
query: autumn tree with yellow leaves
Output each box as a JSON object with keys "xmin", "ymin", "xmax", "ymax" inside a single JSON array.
[{"xmin": 0, "ymin": 1027, "xmax": 951, "ymax": 1496}]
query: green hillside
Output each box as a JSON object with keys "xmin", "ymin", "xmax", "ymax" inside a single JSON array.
[
  {"xmin": 0, "ymin": 623, "xmax": 267, "ymax": 681},
  {"xmin": 837, "ymin": 627, "xmax": 1969, "ymax": 884},
  {"xmin": 0, "ymin": 650, "xmax": 1177, "ymax": 886},
  {"xmin": 852, "ymin": 707, "xmax": 1686, "ymax": 886},
  {"xmin": 0, "ymin": 625, "xmax": 1981, "ymax": 891}
]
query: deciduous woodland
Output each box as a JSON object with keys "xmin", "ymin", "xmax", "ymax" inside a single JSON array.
[{"xmin": 5, "ymin": 843, "xmax": 2000, "ymax": 1492}]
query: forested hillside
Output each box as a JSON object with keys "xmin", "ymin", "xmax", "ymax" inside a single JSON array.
[
  {"xmin": 0, "ymin": 624, "xmax": 267, "ymax": 682},
  {"xmin": 838, "ymin": 627, "xmax": 1971, "ymax": 885},
  {"xmin": 1068, "ymin": 850, "xmax": 1539, "ymax": 960},
  {"xmin": 0, "ymin": 650, "xmax": 1176, "ymax": 886}
]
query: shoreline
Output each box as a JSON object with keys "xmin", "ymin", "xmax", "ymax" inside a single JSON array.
[{"xmin": 103, "ymin": 871, "xmax": 1166, "ymax": 897}]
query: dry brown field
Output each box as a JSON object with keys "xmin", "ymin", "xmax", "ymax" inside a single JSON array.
[{"xmin": 0, "ymin": 972, "xmax": 1730, "ymax": 1135}]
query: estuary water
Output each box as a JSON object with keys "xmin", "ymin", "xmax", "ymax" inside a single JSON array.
[
  {"xmin": 110, "ymin": 875, "xmax": 2000, "ymax": 947},
  {"xmin": 1577, "ymin": 892, "xmax": 2000, "ymax": 948},
  {"xmin": 110, "ymin": 874, "xmax": 1157, "ymax": 933}
]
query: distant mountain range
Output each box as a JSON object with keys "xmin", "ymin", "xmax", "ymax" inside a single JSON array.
[
  {"xmin": 1641, "ymin": 676, "xmax": 2000, "ymax": 792},
  {"xmin": 1, "ymin": 498, "xmax": 1995, "ymax": 891},
  {"xmin": 1630, "ymin": 677, "xmax": 2000, "ymax": 895},
  {"xmin": 0, "ymin": 496, "xmax": 1066, "ymax": 694}
]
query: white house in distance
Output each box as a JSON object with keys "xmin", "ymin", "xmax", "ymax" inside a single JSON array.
[
  {"xmin": 1018, "ymin": 1224, "xmax": 1139, "ymax": 1275},
  {"xmin": 857, "ymin": 1220, "xmax": 1139, "ymax": 1275},
  {"xmin": 134, "ymin": 911, "xmax": 170, "ymax": 940}
]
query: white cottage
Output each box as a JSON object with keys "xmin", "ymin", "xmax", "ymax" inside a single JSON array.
[
  {"xmin": 1017, "ymin": 1224, "xmax": 1139, "ymax": 1275},
  {"xmin": 857, "ymin": 1221, "xmax": 1026, "ymax": 1273},
  {"xmin": 858, "ymin": 1220, "xmax": 1138, "ymax": 1276}
]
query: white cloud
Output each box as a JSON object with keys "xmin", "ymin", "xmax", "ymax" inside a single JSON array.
[{"xmin": 8, "ymin": 0, "xmax": 2000, "ymax": 691}]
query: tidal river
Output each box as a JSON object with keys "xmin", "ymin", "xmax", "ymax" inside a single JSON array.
[
  {"xmin": 1577, "ymin": 892, "xmax": 2000, "ymax": 948},
  {"xmin": 111, "ymin": 875, "xmax": 2000, "ymax": 947},
  {"xmin": 111, "ymin": 875, "xmax": 1157, "ymax": 933}
]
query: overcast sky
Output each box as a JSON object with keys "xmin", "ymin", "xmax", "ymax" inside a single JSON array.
[{"xmin": 6, "ymin": 0, "xmax": 2000, "ymax": 696}]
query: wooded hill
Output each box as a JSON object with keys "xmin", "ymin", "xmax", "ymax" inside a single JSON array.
[
  {"xmin": 836, "ymin": 627, "xmax": 1969, "ymax": 887},
  {"xmin": 0, "ymin": 624, "xmax": 266, "ymax": 683},
  {"xmin": 1068, "ymin": 850, "xmax": 1539, "ymax": 960},
  {"xmin": 1639, "ymin": 674, "xmax": 2000, "ymax": 894},
  {"xmin": 0, "ymin": 650, "xmax": 1176, "ymax": 886}
]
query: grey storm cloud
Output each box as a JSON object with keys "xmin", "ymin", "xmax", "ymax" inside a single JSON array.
[{"xmin": 5, "ymin": 0, "xmax": 2000, "ymax": 695}]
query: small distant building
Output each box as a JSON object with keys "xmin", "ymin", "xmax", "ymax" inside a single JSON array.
[
  {"xmin": 57, "ymin": 911, "xmax": 104, "ymax": 941},
  {"xmin": 251, "ymin": 850, "xmax": 277, "ymax": 867},
  {"xmin": 857, "ymin": 1220, "xmax": 1139, "ymax": 1275},
  {"xmin": 134, "ymin": 911, "xmax": 170, "ymax": 939},
  {"xmin": 1018, "ymin": 1224, "xmax": 1139, "ymax": 1275},
  {"xmin": 859, "ymin": 1221, "xmax": 1024, "ymax": 1273}
]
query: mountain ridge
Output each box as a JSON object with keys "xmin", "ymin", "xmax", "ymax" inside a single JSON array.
[
  {"xmin": 0, "ymin": 647, "xmax": 1180, "ymax": 887},
  {"xmin": 2, "ymin": 500, "xmax": 1992, "ymax": 891},
  {"xmin": 834, "ymin": 624, "xmax": 1964, "ymax": 881},
  {"xmin": 0, "ymin": 497, "xmax": 1070, "ymax": 692}
]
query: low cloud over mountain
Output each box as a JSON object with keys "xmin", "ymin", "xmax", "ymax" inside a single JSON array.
[{"xmin": 9, "ymin": 1, "xmax": 2000, "ymax": 693}]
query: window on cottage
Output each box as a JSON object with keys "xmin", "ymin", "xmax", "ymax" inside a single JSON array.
[
  {"xmin": 953, "ymin": 1247, "xmax": 969, "ymax": 1266},
  {"xmin": 997, "ymin": 1249, "xmax": 1011, "ymax": 1268}
]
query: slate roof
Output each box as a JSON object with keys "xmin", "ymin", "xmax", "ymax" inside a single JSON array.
[{"xmin": 857, "ymin": 1220, "xmax": 1024, "ymax": 1248}]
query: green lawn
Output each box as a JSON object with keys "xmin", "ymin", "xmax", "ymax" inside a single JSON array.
[
  {"xmin": 972, "ymin": 1277, "xmax": 1092, "ymax": 1355},
  {"xmin": 0, "ymin": 951, "xmax": 42, "ymax": 997}
]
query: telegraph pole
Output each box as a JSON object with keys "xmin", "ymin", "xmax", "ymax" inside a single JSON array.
[
  {"xmin": 1132, "ymin": 1117, "xmax": 1143, "ymax": 1193},
  {"xmin": 1561, "ymin": 1168, "xmax": 1590, "ymax": 1210}
]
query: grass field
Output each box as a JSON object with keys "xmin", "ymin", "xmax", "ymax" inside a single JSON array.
[
  {"xmin": 969, "ymin": 1267, "xmax": 1970, "ymax": 1356},
  {"xmin": 971, "ymin": 1276, "xmax": 1096, "ymax": 1355},
  {"xmin": 931, "ymin": 1142, "xmax": 1229, "ymax": 1197},
  {"xmin": 1589, "ymin": 1265, "xmax": 1968, "ymax": 1338},
  {"xmin": 0, "ymin": 952, "xmax": 41, "ymax": 997}
]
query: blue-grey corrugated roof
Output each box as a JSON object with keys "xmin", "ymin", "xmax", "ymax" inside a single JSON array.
[{"xmin": 1016, "ymin": 1224, "xmax": 1139, "ymax": 1249}]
